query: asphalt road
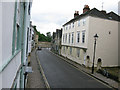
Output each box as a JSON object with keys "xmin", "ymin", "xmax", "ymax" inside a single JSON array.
[{"xmin": 37, "ymin": 48, "xmax": 111, "ymax": 89}]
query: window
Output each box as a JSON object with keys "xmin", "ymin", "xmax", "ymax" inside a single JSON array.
[
  {"xmin": 63, "ymin": 35, "xmax": 64, "ymax": 43},
  {"xmin": 63, "ymin": 46, "xmax": 65, "ymax": 52},
  {"xmin": 13, "ymin": 24, "xmax": 20, "ymax": 54},
  {"xmin": 64, "ymin": 27, "xmax": 65, "ymax": 30},
  {"xmin": 83, "ymin": 19, "xmax": 86, "ymax": 26},
  {"xmin": 77, "ymin": 48, "xmax": 80, "ymax": 57},
  {"xmin": 68, "ymin": 33, "xmax": 71, "ymax": 43},
  {"xmin": 70, "ymin": 47, "xmax": 72, "ymax": 55},
  {"xmin": 28, "ymin": 3, "xmax": 31, "ymax": 15},
  {"xmin": 82, "ymin": 31, "xmax": 85, "ymax": 43},
  {"xmin": 29, "ymin": 29, "xmax": 31, "ymax": 41},
  {"xmin": 109, "ymin": 17, "xmax": 112, "ymax": 19},
  {"xmin": 69, "ymin": 24, "xmax": 71, "ymax": 29},
  {"xmin": 71, "ymin": 32, "xmax": 74, "ymax": 43},
  {"xmin": 72, "ymin": 22, "xmax": 74, "ymax": 28},
  {"xmin": 65, "ymin": 33, "xmax": 67, "ymax": 43},
  {"xmin": 77, "ymin": 31, "xmax": 80, "ymax": 43},
  {"xmin": 16, "ymin": 24, "xmax": 20, "ymax": 50},
  {"xmin": 66, "ymin": 26, "xmax": 68, "ymax": 30},
  {"xmin": 78, "ymin": 20, "xmax": 80, "ymax": 26}
]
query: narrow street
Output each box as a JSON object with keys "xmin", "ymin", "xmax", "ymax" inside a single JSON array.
[{"xmin": 37, "ymin": 48, "xmax": 111, "ymax": 88}]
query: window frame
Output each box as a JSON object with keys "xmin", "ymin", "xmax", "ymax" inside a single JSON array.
[
  {"xmin": 77, "ymin": 31, "xmax": 80, "ymax": 43},
  {"xmin": 82, "ymin": 31, "xmax": 85, "ymax": 43},
  {"xmin": 68, "ymin": 33, "xmax": 71, "ymax": 43},
  {"xmin": 65, "ymin": 33, "xmax": 67, "ymax": 43},
  {"xmin": 71, "ymin": 32, "xmax": 74, "ymax": 43},
  {"xmin": 70, "ymin": 47, "xmax": 72, "ymax": 55},
  {"xmin": 83, "ymin": 19, "xmax": 86, "ymax": 26},
  {"xmin": 72, "ymin": 22, "xmax": 74, "ymax": 28},
  {"xmin": 77, "ymin": 48, "xmax": 80, "ymax": 57}
]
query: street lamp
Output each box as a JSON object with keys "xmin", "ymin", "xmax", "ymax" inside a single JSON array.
[{"xmin": 92, "ymin": 34, "xmax": 99, "ymax": 74}]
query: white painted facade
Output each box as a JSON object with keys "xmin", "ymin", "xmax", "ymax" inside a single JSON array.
[
  {"xmin": 0, "ymin": 2, "xmax": 21, "ymax": 89},
  {"xmin": 61, "ymin": 14, "xmax": 119, "ymax": 67},
  {"xmin": 27, "ymin": 22, "xmax": 34, "ymax": 55},
  {"xmin": 0, "ymin": 1, "xmax": 32, "ymax": 89}
]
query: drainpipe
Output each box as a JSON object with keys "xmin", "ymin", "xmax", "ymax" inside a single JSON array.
[{"xmin": 20, "ymin": 2, "xmax": 28, "ymax": 88}]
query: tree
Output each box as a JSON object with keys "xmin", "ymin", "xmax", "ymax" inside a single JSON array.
[{"xmin": 33, "ymin": 26, "xmax": 51, "ymax": 42}]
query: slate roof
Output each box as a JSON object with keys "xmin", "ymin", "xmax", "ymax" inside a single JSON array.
[{"xmin": 63, "ymin": 8, "xmax": 120, "ymax": 26}]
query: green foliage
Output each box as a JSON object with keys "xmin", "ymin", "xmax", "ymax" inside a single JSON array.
[{"xmin": 33, "ymin": 25, "xmax": 51, "ymax": 42}]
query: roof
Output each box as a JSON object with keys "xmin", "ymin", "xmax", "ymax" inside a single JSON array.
[{"xmin": 63, "ymin": 8, "xmax": 120, "ymax": 26}]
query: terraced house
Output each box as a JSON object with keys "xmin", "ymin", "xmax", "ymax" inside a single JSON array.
[
  {"xmin": 61, "ymin": 5, "xmax": 120, "ymax": 67},
  {"xmin": 0, "ymin": 0, "xmax": 32, "ymax": 89}
]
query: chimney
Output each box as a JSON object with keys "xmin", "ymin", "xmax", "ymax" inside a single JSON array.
[
  {"xmin": 83, "ymin": 5, "xmax": 90, "ymax": 13},
  {"xmin": 74, "ymin": 11, "xmax": 79, "ymax": 18},
  {"xmin": 101, "ymin": 10, "xmax": 106, "ymax": 14}
]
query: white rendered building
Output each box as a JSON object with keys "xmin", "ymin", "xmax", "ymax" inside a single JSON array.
[
  {"xmin": 61, "ymin": 5, "xmax": 120, "ymax": 67},
  {"xmin": 0, "ymin": 0, "xmax": 32, "ymax": 89}
]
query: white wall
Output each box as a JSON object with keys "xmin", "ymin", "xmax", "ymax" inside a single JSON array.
[
  {"xmin": 62, "ymin": 16, "xmax": 89, "ymax": 49},
  {"xmin": 2, "ymin": 52, "xmax": 21, "ymax": 88},
  {"xmin": 0, "ymin": 2, "xmax": 2, "ymax": 89},
  {"xmin": 88, "ymin": 16, "xmax": 118, "ymax": 67},
  {"xmin": 2, "ymin": 2, "xmax": 14, "ymax": 66},
  {"xmin": 0, "ymin": 2, "xmax": 21, "ymax": 89},
  {"xmin": 0, "ymin": 1, "xmax": 2, "ymax": 67},
  {"xmin": 61, "ymin": 15, "xmax": 119, "ymax": 67}
]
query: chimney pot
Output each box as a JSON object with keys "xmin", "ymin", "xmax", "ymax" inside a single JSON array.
[
  {"xmin": 74, "ymin": 11, "xmax": 79, "ymax": 18},
  {"xmin": 83, "ymin": 5, "xmax": 90, "ymax": 13},
  {"xmin": 101, "ymin": 10, "xmax": 106, "ymax": 14}
]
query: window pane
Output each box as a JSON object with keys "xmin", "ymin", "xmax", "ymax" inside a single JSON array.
[
  {"xmin": 82, "ymin": 31, "xmax": 85, "ymax": 43},
  {"xmin": 69, "ymin": 33, "xmax": 71, "ymax": 43},
  {"xmin": 65, "ymin": 33, "xmax": 67, "ymax": 43},
  {"xmin": 77, "ymin": 48, "xmax": 80, "ymax": 57},
  {"xmin": 77, "ymin": 31, "xmax": 80, "ymax": 43},
  {"xmin": 72, "ymin": 32, "xmax": 74, "ymax": 43}
]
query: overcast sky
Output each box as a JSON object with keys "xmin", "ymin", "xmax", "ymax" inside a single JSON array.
[{"xmin": 31, "ymin": 0, "xmax": 120, "ymax": 35}]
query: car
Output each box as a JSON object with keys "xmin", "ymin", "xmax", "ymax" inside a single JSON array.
[{"xmin": 37, "ymin": 46, "xmax": 42, "ymax": 50}]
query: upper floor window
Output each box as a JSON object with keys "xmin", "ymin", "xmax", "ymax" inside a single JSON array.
[
  {"xmin": 63, "ymin": 35, "xmax": 64, "ymax": 43},
  {"xmin": 83, "ymin": 19, "xmax": 86, "ymax": 26},
  {"xmin": 69, "ymin": 24, "xmax": 71, "ymax": 29},
  {"xmin": 66, "ymin": 26, "xmax": 68, "ymax": 30},
  {"xmin": 72, "ymin": 22, "xmax": 74, "ymax": 28},
  {"xmin": 63, "ymin": 27, "xmax": 65, "ymax": 31},
  {"xmin": 77, "ymin": 31, "xmax": 80, "ymax": 43},
  {"xmin": 78, "ymin": 20, "xmax": 80, "ymax": 26},
  {"xmin": 72, "ymin": 32, "xmax": 74, "ymax": 43},
  {"xmin": 69, "ymin": 33, "xmax": 71, "ymax": 43},
  {"xmin": 28, "ymin": 3, "xmax": 31, "ymax": 15},
  {"xmin": 65, "ymin": 33, "xmax": 67, "ymax": 43},
  {"xmin": 82, "ymin": 31, "xmax": 85, "ymax": 43}
]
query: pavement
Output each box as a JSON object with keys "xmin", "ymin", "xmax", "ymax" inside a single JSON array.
[{"xmin": 26, "ymin": 49, "xmax": 45, "ymax": 88}]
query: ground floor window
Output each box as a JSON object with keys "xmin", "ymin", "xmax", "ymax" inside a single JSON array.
[
  {"xmin": 77, "ymin": 48, "xmax": 80, "ymax": 57},
  {"xmin": 63, "ymin": 46, "xmax": 65, "ymax": 52},
  {"xmin": 70, "ymin": 47, "xmax": 72, "ymax": 55}
]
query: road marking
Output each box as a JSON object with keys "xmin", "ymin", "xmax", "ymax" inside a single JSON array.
[
  {"xmin": 35, "ymin": 50, "xmax": 51, "ymax": 89},
  {"xmin": 49, "ymin": 50, "xmax": 115, "ymax": 89}
]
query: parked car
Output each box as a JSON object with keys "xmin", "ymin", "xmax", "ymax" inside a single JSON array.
[{"xmin": 38, "ymin": 46, "xmax": 42, "ymax": 50}]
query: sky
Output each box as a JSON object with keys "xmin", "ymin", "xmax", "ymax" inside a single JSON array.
[{"xmin": 31, "ymin": 0, "xmax": 120, "ymax": 35}]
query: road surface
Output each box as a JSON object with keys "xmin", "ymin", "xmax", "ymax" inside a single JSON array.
[{"xmin": 37, "ymin": 48, "xmax": 111, "ymax": 89}]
